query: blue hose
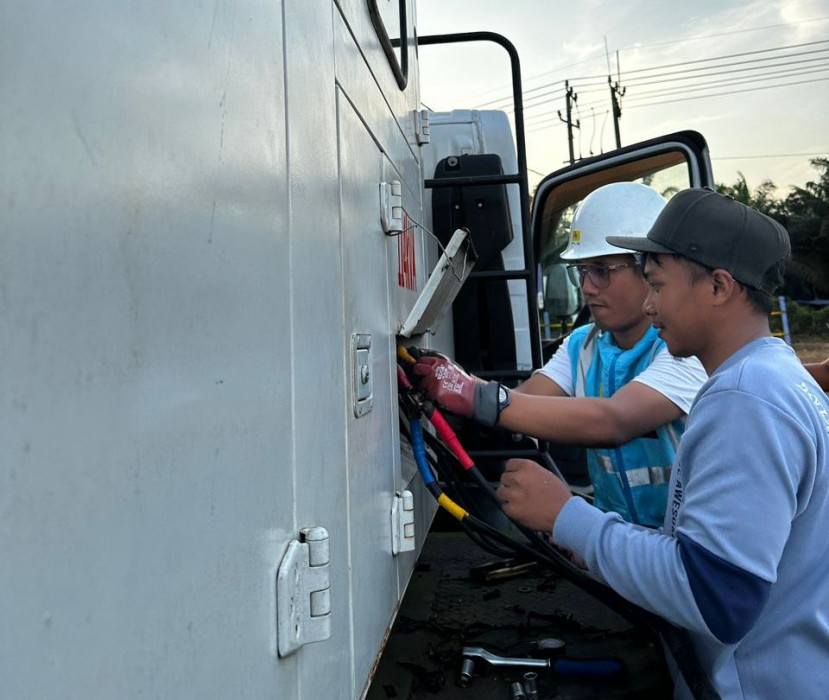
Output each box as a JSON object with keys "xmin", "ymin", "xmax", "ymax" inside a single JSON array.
[{"xmin": 410, "ymin": 418, "xmax": 435, "ymax": 486}]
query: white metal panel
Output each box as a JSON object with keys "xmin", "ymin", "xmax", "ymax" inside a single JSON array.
[
  {"xmin": 0, "ymin": 1, "xmax": 293, "ymax": 698},
  {"xmin": 283, "ymin": 2, "xmax": 354, "ymax": 699},
  {"xmin": 337, "ymin": 88, "xmax": 402, "ymax": 696},
  {"xmin": 333, "ymin": 3, "xmax": 422, "ymax": 204},
  {"xmin": 335, "ymin": 0, "xmax": 422, "ymax": 162}
]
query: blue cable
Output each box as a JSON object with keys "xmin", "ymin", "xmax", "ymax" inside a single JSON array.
[{"xmin": 410, "ymin": 418, "xmax": 435, "ymax": 486}]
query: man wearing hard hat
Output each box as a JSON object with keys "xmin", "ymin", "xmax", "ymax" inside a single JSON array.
[{"xmin": 413, "ymin": 182, "xmax": 707, "ymax": 527}]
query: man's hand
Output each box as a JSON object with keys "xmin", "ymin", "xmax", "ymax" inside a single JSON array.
[
  {"xmin": 411, "ymin": 351, "xmax": 478, "ymax": 418},
  {"xmin": 497, "ymin": 458, "xmax": 572, "ymax": 533},
  {"xmin": 411, "ymin": 351, "xmax": 501, "ymax": 427}
]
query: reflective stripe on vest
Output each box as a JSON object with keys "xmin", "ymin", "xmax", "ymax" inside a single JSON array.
[
  {"xmin": 596, "ymin": 453, "xmax": 672, "ymax": 487},
  {"xmin": 570, "ymin": 323, "xmax": 683, "ymax": 526}
]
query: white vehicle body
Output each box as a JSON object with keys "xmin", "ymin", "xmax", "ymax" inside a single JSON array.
[
  {"xmin": 1, "ymin": 2, "xmax": 714, "ymax": 698},
  {"xmin": 1, "ymin": 2, "xmax": 442, "ymax": 698}
]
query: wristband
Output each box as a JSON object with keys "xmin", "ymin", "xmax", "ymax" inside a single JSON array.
[{"xmin": 473, "ymin": 381, "xmax": 506, "ymax": 427}]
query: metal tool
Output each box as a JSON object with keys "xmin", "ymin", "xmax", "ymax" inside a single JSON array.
[
  {"xmin": 462, "ymin": 646, "xmax": 549, "ymax": 670},
  {"xmin": 458, "ymin": 657, "xmax": 476, "ymax": 687},
  {"xmin": 523, "ymin": 671, "xmax": 539, "ymax": 700},
  {"xmin": 461, "ymin": 645, "xmax": 626, "ymax": 679},
  {"xmin": 510, "ymin": 681, "xmax": 527, "ymax": 699}
]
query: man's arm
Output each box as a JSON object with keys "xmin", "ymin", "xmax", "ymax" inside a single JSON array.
[
  {"xmin": 514, "ymin": 335, "xmax": 572, "ymax": 397},
  {"xmin": 513, "ymin": 372, "xmax": 568, "ymax": 397},
  {"xmin": 412, "ymin": 344, "xmax": 701, "ymax": 447},
  {"xmin": 499, "ymin": 380, "xmax": 684, "ymax": 447},
  {"xmin": 505, "ymin": 387, "xmax": 812, "ymax": 644},
  {"xmin": 805, "ymin": 358, "xmax": 829, "ymax": 392}
]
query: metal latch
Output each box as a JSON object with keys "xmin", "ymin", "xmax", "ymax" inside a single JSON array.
[
  {"xmin": 352, "ymin": 333, "xmax": 373, "ymax": 417},
  {"xmin": 414, "ymin": 109, "xmax": 430, "ymax": 145},
  {"xmin": 391, "ymin": 491, "xmax": 416, "ymax": 555},
  {"xmin": 380, "ymin": 180, "xmax": 404, "ymax": 235},
  {"xmin": 276, "ymin": 526, "xmax": 331, "ymax": 657}
]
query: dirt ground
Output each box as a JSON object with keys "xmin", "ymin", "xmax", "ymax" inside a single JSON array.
[{"xmin": 792, "ymin": 337, "xmax": 829, "ymax": 364}]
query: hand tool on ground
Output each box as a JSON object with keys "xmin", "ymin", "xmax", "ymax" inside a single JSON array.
[{"xmin": 461, "ymin": 646, "xmax": 625, "ymax": 679}]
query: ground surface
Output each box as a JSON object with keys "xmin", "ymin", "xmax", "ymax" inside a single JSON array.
[{"xmin": 367, "ymin": 530, "xmax": 671, "ymax": 700}]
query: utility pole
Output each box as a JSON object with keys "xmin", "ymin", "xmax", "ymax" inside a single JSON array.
[
  {"xmin": 557, "ymin": 81, "xmax": 580, "ymax": 164},
  {"xmin": 608, "ymin": 50, "xmax": 625, "ymax": 149}
]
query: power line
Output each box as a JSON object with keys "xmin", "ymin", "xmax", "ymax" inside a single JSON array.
[
  {"xmin": 624, "ymin": 75, "xmax": 829, "ymax": 110},
  {"xmin": 504, "ymin": 55, "xmax": 829, "ymax": 118},
  {"xmin": 468, "ymin": 16, "xmax": 829, "ymax": 108},
  {"xmin": 626, "ymin": 65, "xmax": 829, "ymax": 101},
  {"xmin": 622, "ymin": 54, "xmax": 829, "ymax": 88},
  {"xmin": 523, "ymin": 15, "xmax": 829, "ymax": 93},
  {"xmin": 623, "ymin": 48, "xmax": 829, "ymax": 83},
  {"xmin": 621, "ymin": 39, "xmax": 828, "ymax": 76},
  {"xmin": 617, "ymin": 16, "xmax": 829, "ymax": 53},
  {"xmin": 483, "ymin": 43, "xmax": 828, "ymax": 114}
]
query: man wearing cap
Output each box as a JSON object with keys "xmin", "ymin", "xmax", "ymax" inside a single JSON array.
[
  {"xmin": 413, "ymin": 182, "xmax": 708, "ymax": 527},
  {"xmin": 497, "ymin": 189, "xmax": 829, "ymax": 698}
]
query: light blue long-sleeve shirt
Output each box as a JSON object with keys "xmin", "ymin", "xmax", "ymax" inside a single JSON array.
[{"xmin": 554, "ymin": 337, "xmax": 829, "ymax": 699}]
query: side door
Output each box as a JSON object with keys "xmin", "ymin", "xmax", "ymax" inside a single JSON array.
[
  {"xmin": 533, "ymin": 130, "xmax": 714, "ymax": 353},
  {"xmin": 530, "ymin": 131, "xmax": 714, "ymax": 483}
]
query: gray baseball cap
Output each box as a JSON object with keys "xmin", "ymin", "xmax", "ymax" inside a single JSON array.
[{"xmin": 606, "ymin": 188, "xmax": 790, "ymax": 294}]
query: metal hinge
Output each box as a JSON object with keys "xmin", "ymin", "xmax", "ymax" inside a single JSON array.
[
  {"xmin": 276, "ymin": 526, "xmax": 331, "ymax": 657},
  {"xmin": 391, "ymin": 491, "xmax": 416, "ymax": 555},
  {"xmin": 415, "ymin": 109, "xmax": 431, "ymax": 145},
  {"xmin": 380, "ymin": 180, "xmax": 404, "ymax": 235}
]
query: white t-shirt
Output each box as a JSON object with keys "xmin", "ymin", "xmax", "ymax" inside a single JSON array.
[{"xmin": 535, "ymin": 334, "xmax": 707, "ymax": 414}]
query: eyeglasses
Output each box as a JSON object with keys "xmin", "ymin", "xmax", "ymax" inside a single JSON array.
[{"xmin": 566, "ymin": 262, "xmax": 637, "ymax": 289}]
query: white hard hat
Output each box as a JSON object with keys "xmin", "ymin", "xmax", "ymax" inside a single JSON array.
[{"xmin": 560, "ymin": 182, "xmax": 667, "ymax": 260}]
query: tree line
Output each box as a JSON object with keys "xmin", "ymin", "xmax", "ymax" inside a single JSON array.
[{"xmin": 717, "ymin": 158, "xmax": 829, "ymax": 300}]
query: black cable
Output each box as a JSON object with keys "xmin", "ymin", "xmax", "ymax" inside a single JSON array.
[
  {"xmin": 460, "ymin": 519, "xmax": 523, "ymax": 559},
  {"xmin": 399, "ymin": 392, "xmax": 719, "ymax": 699},
  {"xmin": 626, "ymin": 61, "xmax": 829, "ymax": 98},
  {"xmin": 476, "ymin": 40, "xmax": 827, "ymax": 109},
  {"xmin": 626, "ymin": 75, "xmax": 829, "ymax": 110}
]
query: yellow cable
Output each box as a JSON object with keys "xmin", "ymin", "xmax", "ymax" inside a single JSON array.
[
  {"xmin": 397, "ymin": 346, "xmax": 416, "ymax": 365},
  {"xmin": 438, "ymin": 493, "xmax": 469, "ymax": 522}
]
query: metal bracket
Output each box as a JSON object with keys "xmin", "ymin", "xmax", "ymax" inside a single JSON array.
[
  {"xmin": 391, "ymin": 490, "xmax": 416, "ymax": 555},
  {"xmin": 276, "ymin": 527, "xmax": 331, "ymax": 657},
  {"xmin": 351, "ymin": 333, "xmax": 373, "ymax": 417},
  {"xmin": 380, "ymin": 180, "xmax": 404, "ymax": 235}
]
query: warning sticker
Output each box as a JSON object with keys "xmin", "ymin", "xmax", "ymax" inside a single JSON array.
[{"xmin": 397, "ymin": 214, "xmax": 416, "ymax": 291}]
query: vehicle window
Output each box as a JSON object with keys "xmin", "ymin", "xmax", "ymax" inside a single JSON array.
[
  {"xmin": 368, "ymin": 0, "xmax": 408, "ymax": 90},
  {"xmin": 536, "ymin": 154, "xmax": 691, "ymax": 341}
]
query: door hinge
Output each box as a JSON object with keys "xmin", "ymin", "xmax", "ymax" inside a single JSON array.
[
  {"xmin": 380, "ymin": 180, "xmax": 404, "ymax": 235},
  {"xmin": 276, "ymin": 526, "xmax": 331, "ymax": 657},
  {"xmin": 391, "ymin": 491, "xmax": 416, "ymax": 555},
  {"xmin": 415, "ymin": 109, "xmax": 431, "ymax": 145}
]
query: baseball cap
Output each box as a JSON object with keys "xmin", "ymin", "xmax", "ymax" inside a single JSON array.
[{"xmin": 606, "ymin": 188, "xmax": 790, "ymax": 294}]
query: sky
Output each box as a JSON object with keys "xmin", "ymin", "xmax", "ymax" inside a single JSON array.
[{"xmin": 415, "ymin": 0, "xmax": 829, "ymax": 196}]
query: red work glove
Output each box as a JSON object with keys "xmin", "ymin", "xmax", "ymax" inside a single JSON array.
[{"xmin": 411, "ymin": 350, "xmax": 501, "ymax": 427}]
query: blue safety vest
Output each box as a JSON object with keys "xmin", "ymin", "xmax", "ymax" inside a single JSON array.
[{"xmin": 567, "ymin": 323, "xmax": 684, "ymax": 527}]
